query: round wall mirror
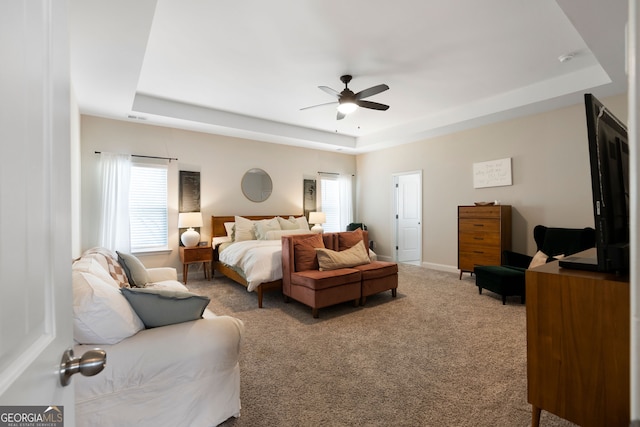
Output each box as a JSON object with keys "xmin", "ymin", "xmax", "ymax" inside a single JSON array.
[{"xmin": 241, "ymin": 168, "xmax": 272, "ymax": 202}]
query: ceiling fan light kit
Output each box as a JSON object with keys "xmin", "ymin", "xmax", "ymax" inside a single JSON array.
[{"xmin": 302, "ymin": 74, "xmax": 390, "ymax": 120}]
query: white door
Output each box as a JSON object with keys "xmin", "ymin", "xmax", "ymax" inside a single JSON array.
[
  {"xmin": 0, "ymin": 0, "xmax": 76, "ymax": 420},
  {"xmin": 394, "ymin": 172, "xmax": 422, "ymax": 263}
]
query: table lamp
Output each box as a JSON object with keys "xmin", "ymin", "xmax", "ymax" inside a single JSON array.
[
  {"xmin": 178, "ymin": 212, "xmax": 203, "ymax": 247},
  {"xmin": 308, "ymin": 212, "xmax": 326, "ymax": 234}
]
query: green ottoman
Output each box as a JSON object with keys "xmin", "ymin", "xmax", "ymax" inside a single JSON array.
[{"xmin": 473, "ymin": 265, "xmax": 526, "ymax": 305}]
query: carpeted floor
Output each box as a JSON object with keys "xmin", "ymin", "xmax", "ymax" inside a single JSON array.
[{"xmin": 186, "ymin": 263, "xmax": 576, "ymax": 427}]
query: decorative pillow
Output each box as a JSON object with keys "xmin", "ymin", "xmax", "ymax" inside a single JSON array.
[
  {"xmin": 316, "ymin": 240, "xmax": 371, "ymax": 271},
  {"xmin": 528, "ymin": 251, "xmax": 549, "ymax": 269},
  {"xmin": 255, "ymin": 217, "xmax": 281, "ymax": 240},
  {"xmin": 289, "ymin": 216, "xmax": 310, "ymax": 231},
  {"xmin": 72, "ymin": 270, "xmax": 144, "ymax": 345},
  {"xmin": 294, "ymin": 233, "xmax": 325, "ymax": 272},
  {"xmin": 277, "ymin": 216, "xmax": 300, "ymax": 230},
  {"xmin": 81, "ymin": 247, "xmax": 130, "ymax": 287},
  {"xmin": 224, "ymin": 222, "xmax": 235, "ymax": 237},
  {"xmin": 120, "ymin": 287, "xmax": 210, "ymax": 328},
  {"xmin": 116, "ymin": 251, "xmax": 149, "ymax": 287},
  {"xmin": 338, "ymin": 228, "xmax": 364, "ymax": 251},
  {"xmin": 264, "ymin": 229, "xmax": 311, "ymax": 240},
  {"xmin": 234, "ymin": 216, "xmax": 256, "ymax": 241},
  {"xmin": 72, "ymin": 257, "xmax": 120, "ymax": 289}
]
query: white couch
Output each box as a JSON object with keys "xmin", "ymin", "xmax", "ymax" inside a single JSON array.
[{"xmin": 71, "ymin": 248, "xmax": 243, "ymax": 427}]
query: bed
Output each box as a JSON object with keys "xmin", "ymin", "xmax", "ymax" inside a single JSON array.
[{"xmin": 211, "ymin": 214, "xmax": 309, "ymax": 308}]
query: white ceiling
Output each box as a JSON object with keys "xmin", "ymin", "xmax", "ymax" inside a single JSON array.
[{"xmin": 69, "ymin": 0, "xmax": 628, "ymax": 154}]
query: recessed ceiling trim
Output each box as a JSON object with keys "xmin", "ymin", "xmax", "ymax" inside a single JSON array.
[{"xmin": 132, "ymin": 93, "xmax": 357, "ymax": 149}]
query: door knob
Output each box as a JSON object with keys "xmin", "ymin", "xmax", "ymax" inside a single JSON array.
[{"xmin": 59, "ymin": 348, "xmax": 106, "ymax": 386}]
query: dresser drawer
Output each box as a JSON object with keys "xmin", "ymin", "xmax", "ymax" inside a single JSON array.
[
  {"xmin": 459, "ymin": 248, "xmax": 502, "ymax": 271},
  {"xmin": 458, "ymin": 206, "xmax": 502, "ymax": 219},
  {"xmin": 459, "ymin": 219, "xmax": 500, "ymax": 235}
]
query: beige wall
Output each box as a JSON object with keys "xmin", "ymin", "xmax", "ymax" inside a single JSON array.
[
  {"xmin": 80, "ymin": 116, "xmax": 356, "ymax": 271},
  {"xmin": 356, "ymin": 94, "xmax": 628, "ymax": 271},
  {"xmin": 79, "ymin": 94, "xmax": 627, "ymax": 273}
]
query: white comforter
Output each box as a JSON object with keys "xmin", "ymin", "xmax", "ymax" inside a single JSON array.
[{"xmin": 219, "ymin": 239, "xmax": 283, "ymax": 291}]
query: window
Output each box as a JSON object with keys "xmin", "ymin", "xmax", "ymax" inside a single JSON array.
[
  {"xmin": 129, "ymin": 162, "xmax": 168, "ymax": 252},
  {"xmin": 320, "ymin": 176, "xmax": 340, "ymax": 232},
  {"xmin": 318, "ymin": 173, "xmax": 353, "ymax": 232}
]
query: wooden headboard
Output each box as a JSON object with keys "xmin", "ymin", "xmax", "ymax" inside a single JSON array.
[{"xmin": 211, "ymin": 215, "xmax": 303, "ymax": 238}]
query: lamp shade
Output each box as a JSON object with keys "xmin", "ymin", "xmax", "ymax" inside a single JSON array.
[
  {"xmin": 179, "ymin": 212, "xmax": 203, "ymax": 247},
  {"xmin": 308, "ymin": 212, "xmax": 326, "ymax": 224},
  {"xmin": 308, "ymin": 212, "xmax": 326, "ymax": 234},
  {"xmin": 178, "ymin": 212, "xmax": 203, "ymax": 228}
]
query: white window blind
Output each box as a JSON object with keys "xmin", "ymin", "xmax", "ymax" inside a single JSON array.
[
  {"xmin": 319, "ymin": 176, "xmax": 340, "ymax": 232},
  {"xmin": 129, "ymin": 162, "xmax": 168, "ymax": 251}
]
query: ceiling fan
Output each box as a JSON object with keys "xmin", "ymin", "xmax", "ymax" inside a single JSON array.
[{"xmin": 301, "ymin": 75, "xmax": 389, "ymax": 120}]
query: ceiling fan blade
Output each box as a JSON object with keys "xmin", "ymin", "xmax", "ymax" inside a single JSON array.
[
  {"xmin": 300, "ymin": 101, "xmax": 338, "ymax": 111},
  {"xmin": 337, "ymin": 111, "xmax": 346, "ymax": 120},
  {"xmin": 357, "ymin": 100, "xmax": 389, "ymax": 111},
  {"xmin": 355, "ymin": 84, "xmax": 389, "ymax": 100},
  {"xmin": 318, "ymin": 86, "xmax": 341, "ymax": 98}
]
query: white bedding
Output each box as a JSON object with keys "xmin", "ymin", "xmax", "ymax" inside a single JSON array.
[{"xmin": 219, "ymin": 239, "xmax": 283, "ymax": 291}]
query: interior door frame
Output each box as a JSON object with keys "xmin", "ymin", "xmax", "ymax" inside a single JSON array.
[{"xmin": 391, "ymin": 170, "xmax": 423, "ymax": 263}]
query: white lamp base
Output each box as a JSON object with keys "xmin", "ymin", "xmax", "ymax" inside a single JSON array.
[
  {"xmin": 310, "ymin": 224, "xmax": 323, "ymax": 234},
  {"xmin": 181, "ymin": 228, "xmax": 200, "ymax": 247}
]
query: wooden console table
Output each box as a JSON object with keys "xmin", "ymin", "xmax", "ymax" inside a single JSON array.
[{"xmin": 526, "ymin": 249, "xmax": 629, "ymax": 427}]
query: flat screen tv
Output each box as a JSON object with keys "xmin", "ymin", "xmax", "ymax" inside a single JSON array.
[{"xmin": 562, "ymin": 94, "xmax": 630, "ymax": 274}]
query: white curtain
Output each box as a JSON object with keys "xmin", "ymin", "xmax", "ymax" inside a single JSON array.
[
  {"xmin": 98, "ymin": 152, "xmax": 131, "ymax": 252},
  {"xmin": 338, "ymin": 174, "xmax": 354, "ymax": 231}
]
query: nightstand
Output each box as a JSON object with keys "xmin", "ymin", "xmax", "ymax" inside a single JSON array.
[{"xmin": 179, "ymin": 246, "xmax": 212, "ymax": 284}]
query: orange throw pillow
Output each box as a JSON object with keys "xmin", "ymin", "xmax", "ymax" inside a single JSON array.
[
  {"xmin": 294, "ymin": 233, "xmax": 325, "ymax": 271},
  {"xmin": 338, "ymin": 228, "xmax": 364, "ymax": 251}
]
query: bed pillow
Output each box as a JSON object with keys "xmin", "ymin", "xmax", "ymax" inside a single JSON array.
[
  {"xmin": 289, "ymin": 216, "xmax": 310, "ymax": 231},
  {"xmin": 338, "ymin": 228, "xmax": 365, "ymax": 251},
  {"xmin": 121, "ymin": 287, "xmax": 210, "ymax": 328},
  {"xmin": 224, "ymin": 222, "xmax": 235, "ymax": 237},
  {"xmin": 72, "ymin": 270, "xmax": 144, "ymax": 344},
  {"xmin": 255, "ymin": 217, "xmax": 281, "ymax": 240},
  {"xmin": 294, "ymin": 233, "xmax": 325, "ymax": 271},
  {"xmin": 234, "ymin": 216, "xmax": 256, "ymax": 241},
  {"xmin": 316, "ymin": 240, "xmax": 371, "ymax": 271},
  {"xmin": 116, "ymin": 251, "xmax": 149, "ymax": 287},
  {"xmin": 277, "ymin": 216, "xmax": 300, "ymax": 230}
]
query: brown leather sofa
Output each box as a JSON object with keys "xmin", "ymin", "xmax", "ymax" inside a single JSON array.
[{"xmin": 281, "ymin": 230, "xmax": 398, "ymax": 318}]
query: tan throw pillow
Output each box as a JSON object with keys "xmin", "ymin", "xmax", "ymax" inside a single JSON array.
[
  {"xmin": 255, "ymin": 217, "xmax": 281, "ymax": 240},
  {"xmin": 316, "ymin": 240, "xmax": 371, "ymax": 271},
  {"xmin": 277, "ymin": 216, "xmax": 299, "ymax": 230},
  {"xmin": 234, "ymin": 216, "xmax": 256, "ymax": 241},
  {"xmin": 294, "ymin": 233, "xmax": 325, "ymax": 272},
  {"xmin": 338, "ymin": 228, "xmax": 364, "ymax": 251},
  {"xmin": 528, "ymin": 250, "xmax": 549, "ymax": 269}
]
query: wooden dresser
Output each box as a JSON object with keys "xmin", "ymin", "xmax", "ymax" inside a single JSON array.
[
  {"xmin": 526, "ymin": 250, "xmax": 629, "ymax": 427},
  {"xmin": 457, "ymin": 205, "xmax": 511, "ymax": 279}
]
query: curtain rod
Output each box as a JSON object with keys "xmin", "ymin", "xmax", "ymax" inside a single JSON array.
[
  {"xmin": 318, "ymin": 171, "xmax": 355, "ymax": 176},
  {"xmin": 94, "ymin": 151, "xmax": 178, "ymax": 162}
]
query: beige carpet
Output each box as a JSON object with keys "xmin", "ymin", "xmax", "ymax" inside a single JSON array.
[{"xmin": 186, "ymin": 264, "xmax": 576, "ymax": 427}]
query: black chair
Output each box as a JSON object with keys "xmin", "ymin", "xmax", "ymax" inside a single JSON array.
[{"xmin": 474, "ymin": 225, "xmax": 595, "ymax": 304}]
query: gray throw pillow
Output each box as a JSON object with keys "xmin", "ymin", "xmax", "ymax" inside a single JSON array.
[
  {"xmin": 121, "ymin": 287, "xmax": 210, "ymax": 328},
  {"xmin": 116, "ymin": 251, "xmax": 149, "ymax": 287}
]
